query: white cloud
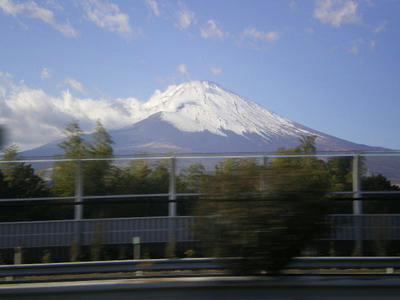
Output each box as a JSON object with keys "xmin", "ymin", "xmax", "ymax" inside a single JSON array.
[
  {"xmin": 313, "ymin": 0, "xmax": 360, "ymax": 27},
  {"xmin": 242, "ymin": 28, "xmax": 279, "ymax": 43},
  {"xmin": 145, "ymin": 0, "xmax": 160, "ymax": 16},
  {"xmin": 289, "ymin": 1, "xmax": 297, "ymax": 10},
  {"xmin": 0, "ymin": 77, "xmax": 144, "ymax": 150},
  {"xmin": 65, "ymin": 78, "xmax": 85, "ymax": 94},
  {"xmin": 200, "ymin": 20, "xmax": 225, "ymax": 39},
  {"xmin": 370, "ymin": 40, "xmax": 376, "ymax": 48},
  {"xmin": 82, "ymin": 0, "xmax": 133, "ymax": 38},
  {"xmin": 210, "ymin": 66, "xmax": 222, "ymax": 75},
  {"xmin": 0, "ymin": 72, "xmax": 12, "ymax": 79},
  {"xmin": 373, "ymin": 21, "xmax": 386, "ymax": 33},
  {"xmin": 0, "ymin": 0, "xmax": 79, "ymax": 37},
  {"xmin": 176, "ymin": 6, "xmax": 195, "ymax": 30},
  {"xmin": 178, "ymin": 64, "xmax": 187, "ymax": 75},
  {"xmin": 40, "ymin": 68, "xmax": 51, "ymax": 80}
]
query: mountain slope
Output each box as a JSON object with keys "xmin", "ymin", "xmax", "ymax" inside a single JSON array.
[
  {"xmin": 24, "ymin": 80, "xmax": 385, "ymax": 156},
  {"xmin": 22, "ymin": 80, "xmax": 400, "ymax": 182}
]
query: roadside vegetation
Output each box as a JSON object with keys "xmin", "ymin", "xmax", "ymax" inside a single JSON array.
[{"xmin": 0, "ymin": 122, "xmax": 399, "ymax": 266}]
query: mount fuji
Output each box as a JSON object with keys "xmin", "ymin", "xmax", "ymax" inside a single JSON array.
[{"xmin": 25, "ymin": 80, "xmax": 384, "ymax": 156}]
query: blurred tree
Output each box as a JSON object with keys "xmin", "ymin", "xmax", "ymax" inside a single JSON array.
[
  {"xmin": 101, "ymin": 159, "xmax": 169, "ymax": 218},
  {"xmin": 52, "ymin": 121, "xmax": 90, "ymax": 197},
  {"xmin": 1, "ymin": 145, "xmax": 49, "ymax": 198},
  {"xmin": 0, "ymin": 145, "xmax": 50, "ymax": 221},
  {"xmin": 85, "ymin": 120, "xmax": 114, "ymax": 196},
  {"xmin": 52, "ymin": 120, "xmax": 114, "ymax": 196},
  {"xmin": 0, "ymin": 125, "xmax": 4, "ymax": 150},
  {"xmin": 178, "ymin": 164, "xmax": 205, "ymax": 193},
  {"xmin": 0, "ymin": 169, "xmax": 9, "ymax": 198},
  {"xmin": 195, "ymin": 136, "xmax": 331, "ymax": 274},
  {"xmin": 362, "ymin": 174, "xmax": 400, "ymax": 213}
]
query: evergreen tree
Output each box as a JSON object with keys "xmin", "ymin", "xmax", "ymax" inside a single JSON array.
[
  {"xmin": 1, "ymin": 145, "xmax": 49, "ymax": 198},
  {"xmin": 85, "ymin": 120, "xmax": 114, "ymax": 196},
  {"xmin": 52, "ymin": 120, "xmax": 116, "ymax": 217},
  {"xmin": 0, "ymin": 145, "xmax": 50, "ymax": 221},
  {"xmin": 178, "ymin": 164, "xmax": 205, "ymax": 193},
  {"xmin": 0, "ymin": 169, "xmax": 9, "ymax": 198},
  {"xmin": 52, "ymin": 121, "xmax": 90, "ymax": 197}
]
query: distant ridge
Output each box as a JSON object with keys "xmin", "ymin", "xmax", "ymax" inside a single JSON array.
[{"xmin": 23, "ymin": 80, "xmax": 386, "ymax": 156}]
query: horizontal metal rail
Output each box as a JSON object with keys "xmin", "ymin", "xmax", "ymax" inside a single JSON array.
[
  {"xmin": 1, "ymin": 150, "xmax": 400, "ymax": 164},
  {"xmin": 1, "ymin": 257, "xmax": 400, "ymax": 278},
  {"xmin": 1, "ymin": 190, "xmax": 399, "ymax": 203},
  {"xmin": 0, "ymin": 258, "xmax": 226, "ymax": 277}
]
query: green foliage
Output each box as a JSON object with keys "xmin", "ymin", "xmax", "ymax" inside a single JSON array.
[
  {"xmin": 178, "ymin": 164, "xmax": 205, "ymax": 193},
  {"xmin": 0, "ymin": 145, "xmax": 51, "ymax": 221},
  {"xmin": 0, "ymin": 126, "xmax": 4, "ymax": 150},
  {"xmin": 362, "ymin": 174, "xmax": 400, "ymax": 192},
  {"xmin": 362, "ymin": 174, "xmax": 400, "ymax": 213},
  {"xmin": 194, "ymin": 136, "xmax": 332, "ymax": 274},
  {"xmin": 52, "ymin": 121, "xmax": 90, "ymax": 197},
  {"xmin": 101, "ymin": 160, "xmax": 169, "ymax": 218},
  {"xmin": 84, "ymin": 120, "xmax": 114, "ymax": 197},
  {"xmin": 326, "ymin": 157, "xmax": 353, "ymax": 191},
  {"xmin": 52, "ymin": 120, "xmax": 114, "ymax": 197}
]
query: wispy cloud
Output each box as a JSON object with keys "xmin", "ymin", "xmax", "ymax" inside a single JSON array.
[
  {"xmin": 40, "ymin": 68, "xmax": 52, "ymax": 80},
  {"xmin": 289, "ymin": 1, "xmax": 297, "ymax": 10},
  {"xmin": 210, "ymin": 66, "xmax": 222, "ymax": 75},
  {"xmin": 178, "ymin": 64, "xmax": 187, "ymax": 75},
  {"xmin": 145, "ymin": 0, "xmax": 160, "ymax": 16},
  {"xmin": 65, "ymin": 78, "xmax": 85, "ymax": 94},
  {"xmin": 0, "ymin": 0, "xmax": 79, "ymax": 37},
  {"xmin": 348, "ymin": 45, "xmax": 359, "ymax": 55},
  {"xmin": 370, "ymin": 40, "xmax": 376, "ymax": 48},
  {"xmin": 200, "ymin": 20, "xmax": 225, "ymax": 40},
  {"xmin": 373, "ymin": 21, "xmax": 386, "ymax": 33},
  {"xmin": 176, "ymin": 7, "xmax": 195, "ymax": 30},
  {"xmin": 313, "ymin": 0, "xmax": 360, "ymax": 27},
  {"xmin": 242, "ymin": 28, "xmax": 279, "ymax": 43},
  {"xmin": 82, "ymin": 0, "xmax": 133, "ymax": 38},
  {"xmin": 348, "ymin": 38, "xmax": 363, "ymax": 55}
]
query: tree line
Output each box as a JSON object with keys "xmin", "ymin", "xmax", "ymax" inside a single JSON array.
[{"xmin": 0, "ymin": 122, "xmax": 398, "ymax": 222}]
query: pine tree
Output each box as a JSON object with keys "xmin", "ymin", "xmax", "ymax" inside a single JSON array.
[
  {"xmin": 0, "ymin": 145, "xmax": 50, "ymax": 221},
  {"xmin": 52, "ymin": 121, "xmax": 90, "ymax": 197},
  {"xmin": 85, "ymin": 120, "xmax": 114, "ymax": 196}
]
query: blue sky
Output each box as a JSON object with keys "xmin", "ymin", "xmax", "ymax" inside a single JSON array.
[{"xmin": 0, "ymin": 0, "xmax": 399, "ymax": 150}]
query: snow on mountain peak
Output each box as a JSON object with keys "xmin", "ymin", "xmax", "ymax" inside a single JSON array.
[{"xmin": 135, "ymin": 81, "xmax": 314, "ymax": 139}]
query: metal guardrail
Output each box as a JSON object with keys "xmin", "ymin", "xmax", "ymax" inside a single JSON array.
[
  {"xmin": 0, "ymin": 258, "xmax": 225, "ymax": 277},
  {"xmin": 2, "ymin": 214, "xmax": 400, "ymax": 249},
  {"xmin": 0, "ymin": 152, "xmax": 399, "ymax": 255},
  {"xmin": 0, "ymin": 216, "xmax": 196, "ymax": 249},
  {"xmin": 1, "ymin": 257, "xmax": 400, "ymax": 278}
]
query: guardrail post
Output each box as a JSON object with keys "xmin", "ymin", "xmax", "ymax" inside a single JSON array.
[
  {"xmin": 74, "ymin": 160, "xmax": 83, "ymax": 254},
  {"xmin": 352, "ymin": 155, "xmax": 363, "ymax": 255},
  {"xmin": 75, "ymin": 160, "xmax": 83, "ymax": 220},
  {"xmin": 167, "ymin": 157, "xmax": 177, "ymax": 257},
  {"xmin": 353, "ymin": 155, "xmax": 362, "ymax": 215},
  {"xmin": 14, "ymin": 247, "xmax": 22, "ymax": 264}
]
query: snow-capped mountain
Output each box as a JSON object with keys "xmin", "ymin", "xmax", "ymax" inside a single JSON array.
[
  {"xmin": 22, "ymin": 80, "xmax": 400, "ymax": 182},
  {"xmin": 24, "ymin": 80, "xmax": 384, "ymax": 156},
  {"xmin": 142, "ymin": 81, "xmax": 311, "ymax": 139}
]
